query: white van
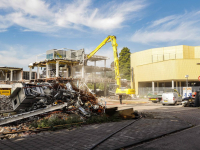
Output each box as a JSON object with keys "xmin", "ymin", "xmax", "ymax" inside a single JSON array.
[{"xmin": 162, "ymin": 89, "xmax": 182, "ymax": 105}]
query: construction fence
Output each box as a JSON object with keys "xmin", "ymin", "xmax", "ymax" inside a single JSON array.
[{"xmin": 138, "ymin": 86, "xmax": 200, "ymax": 97}]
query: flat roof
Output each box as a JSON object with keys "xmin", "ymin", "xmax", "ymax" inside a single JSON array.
[
  {"xmin": 0, "ymin": 67, "xmax": 22, "ymax": 70},
  {"xmin": 0, "ymin": 84, "xmax": 12, "ymax": 88},
  {"xmin": 31, "ymin": 59, "xmax": 80, "ymax": 67}
]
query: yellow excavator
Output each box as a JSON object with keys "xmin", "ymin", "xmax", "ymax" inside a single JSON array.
[{"xmin": 87, "ymin": 35, "xmax": 135, "ymax": 96}]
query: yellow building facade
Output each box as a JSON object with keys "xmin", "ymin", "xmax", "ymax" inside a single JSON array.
[{"xmin": 131, "ymin": 45, "xmax": 200, "ymax": 95}]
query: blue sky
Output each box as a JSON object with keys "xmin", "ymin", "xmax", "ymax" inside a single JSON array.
[{"xmin": 0, "ymin": 0, "xmax": 200, "ymax": 70}]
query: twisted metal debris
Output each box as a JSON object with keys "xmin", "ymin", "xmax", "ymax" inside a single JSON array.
[{"xmin": 0, "ymin": 81, "xmax": 106, "ymax": 126}]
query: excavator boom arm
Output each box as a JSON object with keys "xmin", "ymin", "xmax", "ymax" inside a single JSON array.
[
  {"xmin": 87, "ymin": 36, "xmax": 111, "ymax": 59},
  {"xmin": 87, "ymin": 35, "xmax": 121, "ymax": 88},
  {"xmin": 86, "ymin": 35, "xmax": 135, "ymax": 95}
]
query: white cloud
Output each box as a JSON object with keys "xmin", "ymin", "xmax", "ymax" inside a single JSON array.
[
  {"xmin": 0, "ymin": 45, "xmax": 36, "ymax": 70},
  {"xmin": 131, "ymin": 11, "xmax": 200, "ymax": 44},
  {"xmin": 0, "ymin": 29, "xmax": 7, "ymax": 32},
  {"xmin": 0, "ymin": 0, "xmax": 147, "ymax": 33}
]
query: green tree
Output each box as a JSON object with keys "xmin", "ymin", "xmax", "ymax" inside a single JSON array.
[{"xmin": 119, "ymin": 47, "xmax": 131, "ymax": 80}]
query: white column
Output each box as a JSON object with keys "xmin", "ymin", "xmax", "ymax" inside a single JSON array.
[
  {"xmin": 176, "ymin": 81, "xmax": 178, "ymax": 90},
  {"xmin": 56, "ymin": 61, "xmax": 59, "ymax": 77},
  {"xmin": 179, "ymin": 81, "xmax": 182, "ymax": 95},
  {"xmin": 70, "ymin": 64, "xmax": 73, "ymax": 77},
  {"xmin": 29, "ymin": 67, "xmax": 32, "ymax": 80},
  {"xmin": 71, "ymin": 66, "xmax": 75, "ymax": 78},
  {"xmin": 104, "ymin": 60, "xmax": 106, "ymax": 67},
  {"xmin": 46, "ymin": 63, "xmax": 49, "ymax": 78},
  {"xmin": 5, "ymin": 72, "xmax": 7, "ymax": 81},
  {"xmin": 66, "ymin": 67, "xmax": 69, "ymax": 78},
  {"xmin": 82, "ymin": 65, "xmax": 84, "ymax": 78},
  {"xmin": 172, "ymin": 80, "xmax": 174, "ymax": 89},
  {"xmin": 65, "ymin": 64, "xmax": 68, "ymax": 78},
  {"xmin": 10, "ymin": 70, "xmax": 13, "ymax": 81},
  {"xmin": 37, "ymin": 67, "xmax": 40, "ymax": 79},
  {"xmin": 152, "ymin": 81, "xmax": 154, "ymax": 93},
  {"xmin": 94, "ymin": 61, "xmax": 96, "ymax": 66}
]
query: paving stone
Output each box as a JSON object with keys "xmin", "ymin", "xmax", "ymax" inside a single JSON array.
[
  {"xmin": 0, "ymin": 118, "xmax": 191, "ymax": 150},
  {"xmin": 95, "ymin": 118, "xmax": 190, "ymax": 150}
]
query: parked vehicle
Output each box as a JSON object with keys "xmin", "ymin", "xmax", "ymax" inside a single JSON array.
[
  {"xmin": 162, "ymin": 89, "xmax": 182, "ymax": 105},
  {"xmin": 148, "ymin": 92, "xmax": 162, "ymax": 103},
  {"xmin": 181, "ymin": 96, "xmax": 194, "ymax": 107},
  {"xmin": 192, "ymin": 92, "xmax": 196, "ymax": 99}
]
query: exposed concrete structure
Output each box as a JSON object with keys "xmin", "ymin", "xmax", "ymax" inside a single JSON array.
[
  {"xmin": 0, "ymin": 67, "xmax": 37, "ymax": 84},
  {"xmin": 10, "ymin": 70, "xmax": 13, "ymax": 81},
  {"xmin": 29, "ymin": 67, "xmax": 32, "ymax": 80},
  {"xmin": 56, "ymin": 60, "xmax": 59, "ymax": 77},
  {"xmin": 10, "ymin": 83, "xmax": 44, "ymax": 111},
  {"xmin": 0, "ymin": 67, "xmax": 22, "ymax": 82},
  {"xmin": 22, "ymin": 71, "xmax": 37, "ymax": 80},
  {"xmin": 82, "ymin": 54, "xmax": 113, "ymax": 96},
  {"xmin": 30, "ymin": 49, "xmax": 84, "ymax": 80},
  {"xmin": 37, "ymin": 67, "xmax": 40, "ymax": 79},
  {"xmin": 29, "ymin": 49, "xmax": 114, "ymax": 96},
  {"xmin": 46, "ymin": 63, "xmax": 49, "ymax": 78}
]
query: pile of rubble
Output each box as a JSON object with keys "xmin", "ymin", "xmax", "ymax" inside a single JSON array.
[
  {"xmin": 0, "ymin": 81, "xmax": 110, "ymax": 139},
  {"xmin": 0, "ymin": 81, "xmax": 106, "ymax": 124},
  {"xmin": 0, "ymin": 95, "xmax": 12, "ymax": 111}
]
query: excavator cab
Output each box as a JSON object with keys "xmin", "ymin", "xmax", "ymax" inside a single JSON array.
[{"xmin": 116, "ymin": 88, "xmax": 135, "ymax": 95}]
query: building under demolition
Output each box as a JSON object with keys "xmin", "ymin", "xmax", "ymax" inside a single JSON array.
[
  {"xmin": 0, "ymin": 67, "xmax": 37, "ymax": 83},
  {"xmin": 29, "ymin": 48, "xmax": 114, "ymax": 96}
]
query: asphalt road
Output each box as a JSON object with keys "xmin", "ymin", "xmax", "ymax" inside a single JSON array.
[{"xmin": 106, "ymin": 98, "xmax": 196, "ymax": 112}]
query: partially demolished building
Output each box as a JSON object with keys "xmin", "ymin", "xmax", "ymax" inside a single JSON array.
[
  {"xmin": 0, "ymin": 47, "xmax": 116, "ymax": 127},
  {"xmin": 0, "ymin": 67, "xmax": 37, "ymax": 83},
  {"xmin": 0, "ymin": 48, "xmax": 114, "ymax": 126},
  {"xmin": 28, "ymin": 49, "xmax": 114, "ymax": 96}
]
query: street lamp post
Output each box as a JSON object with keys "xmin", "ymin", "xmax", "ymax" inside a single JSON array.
[
  {"xmin": 185, "ymin": 75, "xmax": 189, "ymax": 87},
  {"xmin": 185, "ymin": 75, "xmax": 189, "ymax": 97}
]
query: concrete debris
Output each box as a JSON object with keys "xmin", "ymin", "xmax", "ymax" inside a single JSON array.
[
  {"xmin": 0, "ymin": 81, "xmax": 106, "ymax": 126},
  {"xmin": 0, "ymin": 95, "xmax": 12, "ymax": 111}
]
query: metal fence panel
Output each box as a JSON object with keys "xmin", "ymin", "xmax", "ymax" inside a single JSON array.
[{"xmin": 138, "ymin": 86, "xmax": 200, "ymax": 96}]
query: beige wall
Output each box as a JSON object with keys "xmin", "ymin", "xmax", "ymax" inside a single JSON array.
[{"xmin": 131, "ymin": 45, "xmax": 200, "ymax": 94}]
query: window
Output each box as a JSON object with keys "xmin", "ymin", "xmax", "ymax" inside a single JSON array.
[
  {"xmin": 14, "ymin": 99, "xmax": 17, "ymax": 105},
  {"xmin": 46, "ymin": 53, "xmax": 53, "ymax": 59}
]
